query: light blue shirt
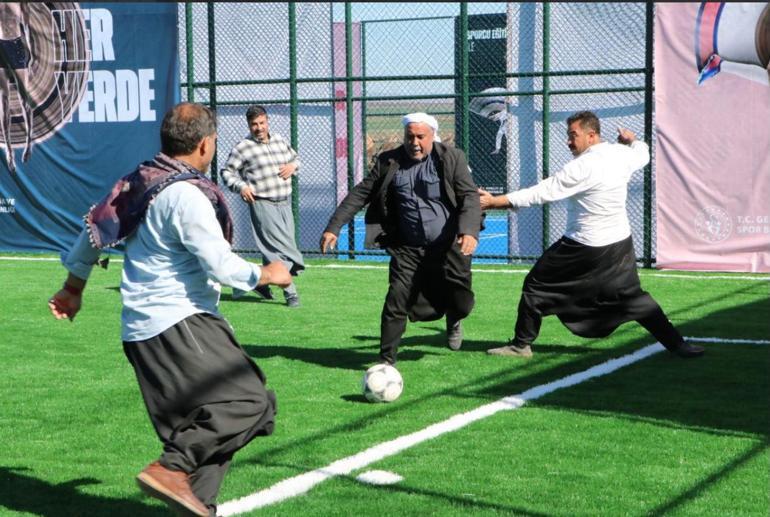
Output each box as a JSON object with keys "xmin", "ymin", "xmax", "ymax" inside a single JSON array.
[{"xmin": 63, "ymin": 181, "xmax": 261, "ymax": 341}]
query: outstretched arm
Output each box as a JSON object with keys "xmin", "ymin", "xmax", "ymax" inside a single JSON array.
[{"xmin": 478, "ymin": 188, "xmax": 513, "ymax": 210}]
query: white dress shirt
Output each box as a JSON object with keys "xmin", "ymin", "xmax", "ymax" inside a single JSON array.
[
  {"xmin": 63, "ymin": 181, "xmax": 262, "ymax": 341},
  {"xmin": 506, "ymin": 140, "xmax": 650, "ymax": 246}
]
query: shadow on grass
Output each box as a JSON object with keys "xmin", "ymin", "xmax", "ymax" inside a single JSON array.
[
  {"xmin": 241, "ymin": 343, "xmax": 431, "ymax": 371},
  {"xmin": 522, "ymin": 298, "xmax": 770, "ymax": 437},
  {"xmin": 240, "ymin": 293, "xmax": 768, "ymax": 477},
  {"xmin": 0, "ymin": 467, "xmax": 166, "ymax": 517},
  {"xmin": 333, "ymin": 470, "xmax": 554, "ymax": 516},
  {"xmin": 646, "ymin": 440, "xmax": 769, "ymax": 516}
]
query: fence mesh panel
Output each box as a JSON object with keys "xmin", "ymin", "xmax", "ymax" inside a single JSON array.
[{"xmin": 179, "ymin": 2, "xmax": 654, "ymax": 264}]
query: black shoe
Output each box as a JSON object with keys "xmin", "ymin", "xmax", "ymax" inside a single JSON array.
[
  {"xmin": 446, "ymin": 319, "xmax": 463, "ymax": 351},
  {"xmin": 671, "ymin": 342, "xmax": 705, "ymax": 358},
  {"xmin": 285, "ymin": 294, "xmax": 300, "ymax": 308},
  {"xmin": 254, "ymin": 285, "xmax": 274, "ymax": 300}
]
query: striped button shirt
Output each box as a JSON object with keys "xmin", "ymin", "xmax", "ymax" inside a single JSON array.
[{"xmin": 220, "ymin": 133, "xmax": 300, "ymax": 200}]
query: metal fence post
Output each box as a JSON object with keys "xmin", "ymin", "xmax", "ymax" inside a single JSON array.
[
  {"xmin": 345, "ymin": 2, "xmax": 356, "ymax": 259},
  {"xmin": 361, "ymin": 20, "xmax": 368, "ymax": 175},
  {"xmin": 289, "ymin": 2, "xmax": 300, "ymax": 241},
  {"xmin": 207, "ymin": 2, "xmax": 218, "ymax": 182},
  {"xmin": 643, "ymin": 1, "xmax": 654, "ymax": 268},
  {"xmin": 185, "ymin": 3, "xmax": 194, "ymax": 102},
  {"xmin": 541, "ymin": 3, "xmax": 550, "ymax": 252},
  {"xmin": 460, "ymin": 3, "xmax": 469, "ymax": 153}
]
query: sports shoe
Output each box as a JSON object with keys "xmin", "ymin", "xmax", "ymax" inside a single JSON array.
[
  {"xmin": 446, "ymin": 319, "xmax": 463, "ymax": 351},
  {"xmin": 670, "ymin": 342, "xmax": 705, "ymax": 358},
  {"xmin": 285, "ymin": 294, "xmax": 300, "ymax": 308},
  {"xmin": 136, "ymin": 461, "xmax": 209, "ymax": 517},
  {"xmin": 487, "ymin": 342, "xmax": 533, "ymax": 358},
  {"xmin": 231, "ymin": 287, "xmax": 247, "ymax": 300},
  {"xmin": 255, "ymin": 285, "xmax": 274, "ymax": 300}
]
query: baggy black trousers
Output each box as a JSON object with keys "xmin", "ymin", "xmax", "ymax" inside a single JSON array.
[
  {"xmin": 124, "ymin": 313, "xmax": 276, "ymax": 513},
  {"xmin": 513, "ymin": 235, "xmax": 685, "ymax": 351},
  {"xmin": 380, "ymin": 239, "xmax": 475, "ymax": 364}
]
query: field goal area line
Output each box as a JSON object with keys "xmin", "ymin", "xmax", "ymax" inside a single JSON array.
[{"xmin": 219, "ymin": 336, "xmax": 769, "ymax": 516}]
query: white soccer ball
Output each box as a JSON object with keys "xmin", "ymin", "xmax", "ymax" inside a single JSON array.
[{"xmin": 362, "ymin": 364, "xmax": 403, "ymax": 403}]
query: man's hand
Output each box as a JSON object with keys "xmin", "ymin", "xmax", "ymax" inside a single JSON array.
[
  {"xmin": 240, "ymin": 185, "xmax": 255, "ymax": 203},
  {"xmin": 617, "ymin": 128, "xmax": 636, "ymax": 145},
  {"xmin": 258, "ymin": 261, "xmax": 292, "ymax": 289},
  {"xmin": 278, "ymin": 162, "xmax": 298, "ymax": 180},
  {"xmin": 457, "ymin": 234, "xmax": 478, "ymax": 256},
  {"xmin": 478, "ymin": 188, "xmax": 511, "ymax": 211},
  {"xmin": 319, "ymin": 232, "xmax": 338, "ymax": 254},
  {"xmin": 48, "ymin": 275, "xmax": 86, "ymax": 322}
]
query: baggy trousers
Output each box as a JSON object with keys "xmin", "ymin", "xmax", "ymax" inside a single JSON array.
[
  {"xmin": 248, "ymin": 198, "xmax": 305, "ymax": 299},
  {"xmin": 513, "ymin": 236, "xmax": 685, "ymax": 351},
  {"xmin": 380, "ymin": 239, "xmax": 475, "ymax": 364},
  {"xmin": 124, "ymin": 313, "xmax": 276, "ymax": 514}
]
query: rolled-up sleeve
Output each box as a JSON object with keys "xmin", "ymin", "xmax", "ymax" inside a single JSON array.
[{"xmin": 61, "ymin": 228, "xmax": 101, "ymax": 280}]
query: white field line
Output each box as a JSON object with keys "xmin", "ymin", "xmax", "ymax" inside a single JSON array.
[
  {"xmin": 313, "ymin": 263, "xmax": 769, "ymax": 281},
  {"xmin": 2, "ymin": 255, "xmax": 768, "ymax": 282},
  {"xmin": 220, "ymin": 337, "xmax": 768, "ymax": 515}
]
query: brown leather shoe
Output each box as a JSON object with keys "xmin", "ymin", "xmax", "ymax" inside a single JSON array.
[{"xmin": 136, "ymin": 461, "xmax": 209, "ymax": 516}]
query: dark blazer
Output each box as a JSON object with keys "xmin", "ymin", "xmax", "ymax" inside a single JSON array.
[{"xmin": 324, "ymin": 142, "xmax": 482, "ymax": 249}]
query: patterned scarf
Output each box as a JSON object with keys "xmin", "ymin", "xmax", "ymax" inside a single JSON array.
[{"xmin": 86, "ymin": 153, "xmax": 233, "ymax": 249}]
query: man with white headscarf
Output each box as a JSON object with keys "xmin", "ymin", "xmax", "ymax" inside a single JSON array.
[{"xmin": 320, "ymin": 112, "xmax": 482, "ymax": 365}]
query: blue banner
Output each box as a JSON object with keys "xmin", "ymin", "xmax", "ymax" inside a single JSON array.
[{"xmin": 0, "ymin": 2, "xmax": 179, "ymax": 252}]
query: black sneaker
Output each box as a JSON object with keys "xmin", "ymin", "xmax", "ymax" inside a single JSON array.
[
  {"xmin": 254, "ymin": 285, "xmax": 274, "ymax": 300},
  {"xmin": 671, "ymin": 342, "xmax": 705, "ymax": 358}
]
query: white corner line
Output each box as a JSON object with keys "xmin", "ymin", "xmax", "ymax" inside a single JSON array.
[
  {"xmin": 1, "ymin": 256, "xmax": 768, "ymax": 281},
  {"xmin": 310, "ymin": 263, "xmax": 769, "ymax": 280}
]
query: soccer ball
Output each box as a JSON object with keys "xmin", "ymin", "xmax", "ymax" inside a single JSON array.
[{"xmin": 362, "ymin": 364, "xmax": 403, "ymax": 403}]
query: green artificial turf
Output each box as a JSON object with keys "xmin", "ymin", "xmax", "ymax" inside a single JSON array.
[{"xmin": 0, "ymin": 256, "xmax": 767, "ymax": 516}]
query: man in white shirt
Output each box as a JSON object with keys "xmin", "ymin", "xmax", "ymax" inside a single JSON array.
[
  {"xmin": 48, "ymin": 102, "xmax": 292, "ymax": 516},
  {"xmin": 479, "ymin": 110, "xmax": 704, "ymax": 359}
]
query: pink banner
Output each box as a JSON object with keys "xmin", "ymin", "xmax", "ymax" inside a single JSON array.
[{"xmin": 655, "ymin": 2, "xmax": 770, "ymax": 272}]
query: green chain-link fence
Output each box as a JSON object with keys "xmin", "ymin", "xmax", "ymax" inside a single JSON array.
[{"xmin": 179, "ymin": 2, "xmax": 655, "ymax": 266}]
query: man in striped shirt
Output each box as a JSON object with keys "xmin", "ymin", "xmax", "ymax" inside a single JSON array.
[{"xmin": 221, "ymin": 105, "xmax": 305, "ymax": 307}]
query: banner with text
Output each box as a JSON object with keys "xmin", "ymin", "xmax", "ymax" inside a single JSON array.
[
  {"xmin": 0, "ymin": 2, "xmax": 179, "ymax": 252},
  {"xmin": 655, "ymin": 2, "xmax": 770, "ymax": 272}
]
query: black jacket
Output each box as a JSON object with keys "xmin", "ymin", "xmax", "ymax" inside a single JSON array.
[{"xmin": 324, "ymin": 142, "xmax": 482, "ymax": 249}]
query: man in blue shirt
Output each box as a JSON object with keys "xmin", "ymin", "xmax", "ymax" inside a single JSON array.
[{"xmin": 48, "ymin": 102, "xmax": 291, "ymax": 516}]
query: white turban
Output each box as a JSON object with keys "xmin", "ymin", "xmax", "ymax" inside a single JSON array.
[{"xmin": 402, "ymin": 112, "xmax": 441, "ymax": 142}]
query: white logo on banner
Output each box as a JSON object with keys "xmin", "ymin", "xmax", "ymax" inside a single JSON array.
[
  {"xmin": 694, "ymin": 205, "xmax": 732, "ymax": 242},
  {"xmin": 0, "ymin": 197, "xmax": 15, "ymax": 214}
]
